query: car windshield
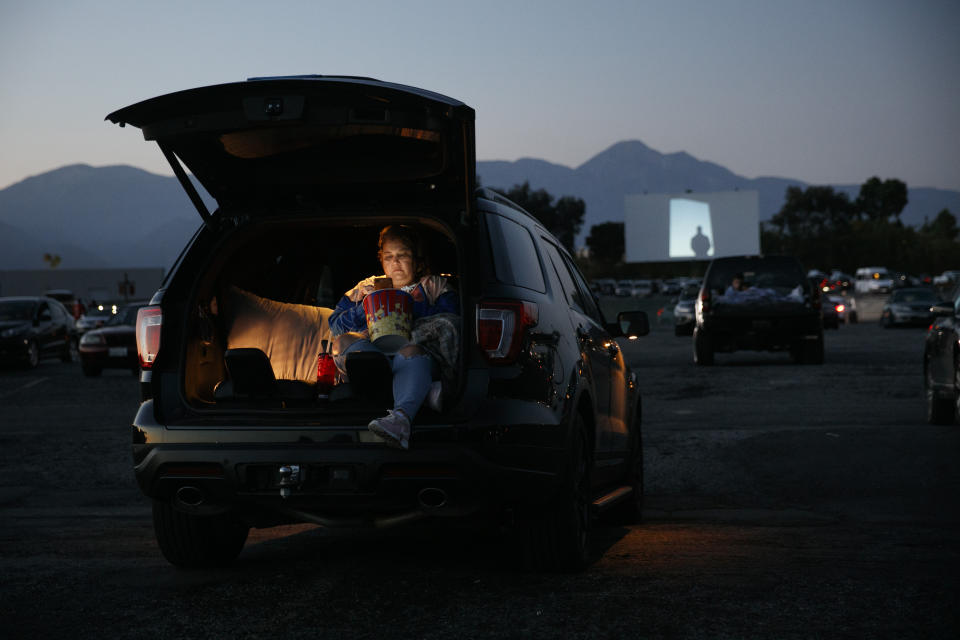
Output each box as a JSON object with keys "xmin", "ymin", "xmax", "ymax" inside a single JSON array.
[
  {"xmin": 0, "ymin": 301, "xmax": 36, "ymax": 321},
  {"xmin": 890, "ymin": 289, "xmax": 938, "ymax": 303},
  {"xmin": 106, "ymin": 305, "xmax": 144, "ymax": 326}
]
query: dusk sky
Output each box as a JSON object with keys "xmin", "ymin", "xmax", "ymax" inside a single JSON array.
[{"xmin": 1, "ymin": 0, "xmax": 958, "ymax": 192}]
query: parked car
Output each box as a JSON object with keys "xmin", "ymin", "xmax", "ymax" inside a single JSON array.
[
  {"xmin": 592, "ymin": 278, "xmax": 616, "ymax": 296},
  {"xmin": 854, "ymin": 267, "xmax": 894, "ymax": 295},
  {"xmin": 75, "ymin": 306, "xmax": 115, "ymax": 335},
  {"xmin": 823, "ymin": 292, "xmax": 855, "ymax": 324},
  {"xmin": 821, "ymin": 292, "xmax": 840, "ymax": 329},
  {"xmin": 660, "ymin": 279, "xmax": 682, "ymax": 296},
  {"xmin": 632, "ymin": 279, "xmax": 654, "ymax": 297},
  {"xmin": 78, "ymin": 301, "xmax": 149, "ymax": 376},
  {"xmin": 673, "ymin": 283, "xmax": 699, "ymax": 336},
  {"xmin": 881, "ymin": 288, "xmax": 945, "ymax": 328},
  {"xmin": 923, "ymin": 295, "xmax": 959, "ymax": 424},
  {"xmin": 108, "ymin": 75, "xmax": 650, "ymax": 570},
  {"xmin": 43, "ymin": 288, "xmax": 74, "ymax": 304},
  {"xmin": 614, "ymin": 279, "xmax": 635, "ymax": 296},
  {"xmin": 932, "ymin": 270, "xmax": 960, "ymax": 287},
  {"xmin": 827, "ymin": 271, "xmax": 853, "ymax": 292},
  {"xmin": 0, "ymin": 296, "xmax": 77, "ymax": 368},
  {"xmin": 694, "ymin": 256, "xmax": 822, "ymax": 365}
]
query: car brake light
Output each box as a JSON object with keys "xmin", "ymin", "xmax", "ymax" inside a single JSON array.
[
  {"xmin": 477, "ymin": 299, "xmax": 538, "ymax": 364},
  {"xmin": 136, "ymin": 306, "xmax": 162, "ymax": 369},
  {"xmin": 835, "ymin": 304, "xmax": 845, "ymax": 313},
  {"xmin": 700, "ymin": 291, "xmax": 711, "ymax": 314}
]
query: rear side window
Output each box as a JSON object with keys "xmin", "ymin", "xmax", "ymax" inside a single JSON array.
[
  {"xmin": 706, "ymin": 258, "xmax": 804, "ymax": 294},
  {"xmin": 486, "ymin": 213, "xmax": 546, "ymax": 292},
  {"xmin": 542, "ymin": 241, "xmax": 583, "ymax": 312}
]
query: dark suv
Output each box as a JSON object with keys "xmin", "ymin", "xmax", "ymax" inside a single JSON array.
[{"xmin": 108, "ymin": 76, "xmax": 649, "ymax": 570}]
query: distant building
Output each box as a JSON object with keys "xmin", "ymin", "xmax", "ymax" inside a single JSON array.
[{"xmin": 0, "ymin": 268, "xmax": 165, "ymax": 302}]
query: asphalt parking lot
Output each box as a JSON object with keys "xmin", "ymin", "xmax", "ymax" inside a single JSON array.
[{"xmin": 1, "ymin": 310, "xmax": 958, "ymax": 638}]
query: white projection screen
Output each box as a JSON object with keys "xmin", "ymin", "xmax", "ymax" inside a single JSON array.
[{"xmin": 623, "ymin": 191, "xmax": 760, "ymax": 262}]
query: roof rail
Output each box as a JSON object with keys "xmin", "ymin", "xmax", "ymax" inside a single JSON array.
[
  {"xmin": 475, "ymin": 187, "xmax": 539, "ymax": 223},
  {"xmin": 246, "ymin": 74, "xmax": 381, "ymax": 82}
]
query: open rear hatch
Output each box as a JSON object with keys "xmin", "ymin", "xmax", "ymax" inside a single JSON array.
[{"xmin": 106, "ymin": 75, "xmax": 476, "ymax": 224}]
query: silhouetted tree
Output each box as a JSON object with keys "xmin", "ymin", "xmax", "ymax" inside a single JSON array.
[
  {"xmin": 855, "ymin": 177, "xmax": 908, "ymax": 222},
  {"xmin": 768, "ymin": 186, "xmax": 853, "ymax": 267},
  {"xmin": 498, "ymin": 182, "xmax": 585, "ymax": 253},
  {"xmin": 764, "ymin": 178, "xmax": 960, "ymax": 274},
  {"xmin": 585, "ymin": 222, "xmax": 624, "ymax": 267},
  {"xmin": 921, "ymin": 209, "xmax": 958, "ymax": 241}
]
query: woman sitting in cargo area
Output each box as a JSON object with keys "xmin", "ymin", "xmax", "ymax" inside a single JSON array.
[{"xmin": 329, "ymin": 224, "xmax": 459, "ymax": 450}]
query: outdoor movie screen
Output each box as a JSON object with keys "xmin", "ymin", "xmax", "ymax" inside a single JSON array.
[{"xmin": 623, "ymin": 191, "xmax": 760, "ymax": 262}]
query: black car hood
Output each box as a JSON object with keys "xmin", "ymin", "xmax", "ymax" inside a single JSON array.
[
  {"xmin": 106, "ymin": 76, "xmax": 476, "ymax": 223},
  {"xmin": 91, "ymin": 325, "xmax": 135, "ymax": 336}
]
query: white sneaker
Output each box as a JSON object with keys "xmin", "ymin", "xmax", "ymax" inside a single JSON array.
[
  {"xmin": 368, "ymin": 409, "xmax": 410, "ymax": 450},
  {"xmin": 426, "ymin": 381, "xmax": 443, "ymax": 412}
]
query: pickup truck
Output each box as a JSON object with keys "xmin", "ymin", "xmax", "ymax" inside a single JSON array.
[{"xmin": 693, "ymin": 256, "xmax": 823, "ymax": 365}]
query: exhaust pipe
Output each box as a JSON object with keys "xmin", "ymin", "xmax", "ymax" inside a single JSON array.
[
  {"xmin": 175, "ymin": 485, "xmax": 204, "ymax": 507},
  {"xmin": 417, "ymin": 487, "xmax": 448, "ymax": 510}
]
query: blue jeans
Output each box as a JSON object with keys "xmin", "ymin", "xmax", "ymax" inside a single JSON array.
[{"xmin": 335, "ymin": 339, "xmax": 433, "ymax": 421}]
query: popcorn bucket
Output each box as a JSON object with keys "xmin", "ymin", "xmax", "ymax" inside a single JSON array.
[{"xmin": 363, "ymin": 289, "xmax": 413, "ymax": 348}]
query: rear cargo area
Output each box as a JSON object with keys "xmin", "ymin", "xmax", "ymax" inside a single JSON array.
[{"xmin": 176, "ymin": 217, "xmax": 461, "ymax": 418}]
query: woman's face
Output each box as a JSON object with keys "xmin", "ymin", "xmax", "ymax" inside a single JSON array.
[{"xmin": 380, "ymin": 238, "xmax": 416, "ymax": 288}]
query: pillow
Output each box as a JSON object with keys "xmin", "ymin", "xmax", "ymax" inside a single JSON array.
[{"xmin": 223, "ymin": 286, "xmax": 333, "ymax": 383}]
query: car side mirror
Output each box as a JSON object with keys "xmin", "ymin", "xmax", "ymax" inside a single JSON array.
[
  {"xmin": 38, "ymin": 310, "xmax": 52, "ymax": 323},
  {"xmin": 613, "ymin": 310, "xmax": 649, "ymax": 338}
]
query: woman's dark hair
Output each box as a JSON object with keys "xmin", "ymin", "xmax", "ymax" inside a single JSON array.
[{"xmin": 378, "ymin": 225, "xmax": 427, "ymax": 277}]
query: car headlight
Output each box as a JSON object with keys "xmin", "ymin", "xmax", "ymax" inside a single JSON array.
[
  {"xmin": 80, "ymin": 332, "xmax": 105, "ymax": 346},
  {"xmin": 1, "ymin": 325, "xmax": 28, "ymax": 338}
]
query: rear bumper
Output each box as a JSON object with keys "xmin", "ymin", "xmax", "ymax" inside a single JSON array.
[
  {"xmin": 132, "ymin": 401, "xmax": 565, "ymax": 523},
  {"xmin": 79, "ymin": 345, "xmax": 138, "ymax": 369},
  {"xmin": 702, "ymin": 314, "xmax": 821, "ymax": 351}
]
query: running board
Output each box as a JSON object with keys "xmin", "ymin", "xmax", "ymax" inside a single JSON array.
[{"xmin": 592, "ymin": 485, "xmax": 633, "ymax": 512}]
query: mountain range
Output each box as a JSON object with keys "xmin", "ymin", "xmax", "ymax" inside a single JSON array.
[{"xmin": 2, "ymin": 140, "xmax": 958, "ymax": 270}]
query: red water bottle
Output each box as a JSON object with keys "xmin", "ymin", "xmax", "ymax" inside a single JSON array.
[{"xmin": 316, "ymin": 339, "xmax": 336, "ymax": 401}]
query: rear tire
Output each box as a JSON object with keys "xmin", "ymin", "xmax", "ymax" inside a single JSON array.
[
  {"xmin": 60, "ymin": 337, "xmax": 76, "ymax": 363},
  {"xmin": 693, "ymin": 327, "xmax": 714, "ymax": 366},
  {"xmin": 152, "ymin": 499, "xmax": 249, "ymax": 568},
  {"xmin": 519, "ymin": 414, "xmax": 592, "ymax": 571}
]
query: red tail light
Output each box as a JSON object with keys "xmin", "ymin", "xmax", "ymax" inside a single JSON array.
[
  {"xmin": 835, "ymin": 304, "xmax": 845, "ymax": 313},
  {"xmin": 136, "ymin": 306, "xmax": 162, "ymax": 370},
  {"xmin": 477, "ymin": 299, "xmax": 538, "ymax": 364},
  {"xmin": 700, "ymin": 291, "xmax": 711, "ymax": 314}
]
